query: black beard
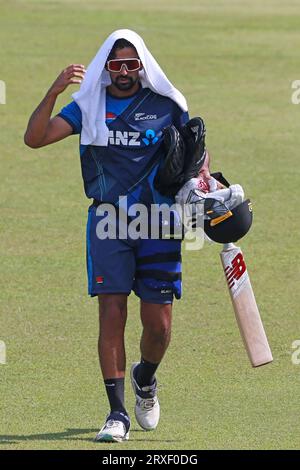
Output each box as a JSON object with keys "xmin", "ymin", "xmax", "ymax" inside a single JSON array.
[{"xmin": 113, "ymin": 75, "xmax": 137, "ymax": 91}]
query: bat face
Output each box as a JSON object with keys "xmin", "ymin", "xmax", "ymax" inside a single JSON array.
[{"xmin": 220, "ymin": 244, "xmax": 273, "ymax": 367}]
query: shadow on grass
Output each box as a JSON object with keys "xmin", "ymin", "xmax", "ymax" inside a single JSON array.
[
  {"xmin": 0, "ymin": 428, "xmax": 179, "ymax": 445},
  {"xmin": 0, "ymin": 428, "xmax": 97, "ymax": 445}
]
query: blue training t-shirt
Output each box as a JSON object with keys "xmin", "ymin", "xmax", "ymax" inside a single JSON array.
[
  {"xmin": 59, "ymin": 91, "xmax": 137, "ymax": 156},
  {"xmin": 58, "ymin": 87, "xmax": 189, "ymax": 206}
]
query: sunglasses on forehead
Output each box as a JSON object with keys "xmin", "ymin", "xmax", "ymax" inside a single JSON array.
[{"xmin": 106, "ymin": 58, "xmax": 142, "ymax": 73}]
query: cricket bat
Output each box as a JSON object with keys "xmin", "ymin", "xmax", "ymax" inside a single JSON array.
[{"xmin": 220, "ymin": 243, "xmax": 273, "ymax": 367}]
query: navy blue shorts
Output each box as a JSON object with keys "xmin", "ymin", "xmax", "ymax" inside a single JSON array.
[{"xmin": 86, "ymin": 205, "xmax": 182, "ymax": 304}]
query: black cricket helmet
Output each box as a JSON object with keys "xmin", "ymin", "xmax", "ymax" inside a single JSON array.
[{"xmin": 204, "ymin": 199, "xmax": 253, "ymax": 244}]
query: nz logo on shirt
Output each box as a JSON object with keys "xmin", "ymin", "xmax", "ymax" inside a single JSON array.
[{"xmin": 108, "ymin": 129, "xmax": 159, "ymax": 147}]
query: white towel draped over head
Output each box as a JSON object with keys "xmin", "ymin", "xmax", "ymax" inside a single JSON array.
[{"xmin": 72, "ymin": 29, "xmax": 188, "ymax": 146}]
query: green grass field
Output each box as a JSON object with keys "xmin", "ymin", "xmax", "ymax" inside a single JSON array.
[{"xmin": 1, "ymin": 0, "xmax": 300, "ymax": 450}]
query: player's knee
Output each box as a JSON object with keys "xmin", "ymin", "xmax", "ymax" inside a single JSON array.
[
  {"xmin": 145, "ymin": 309, "xmax": 172, "ymax": 344},
  {"xmin": 149, "ymin": 323, "xmax": 171, "ymax": 348},
  {"xmin": 98, "ymin": 295, "xmax": 127, "ymax": 331}
]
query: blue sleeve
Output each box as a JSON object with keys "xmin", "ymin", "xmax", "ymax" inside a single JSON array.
[
  {"xmin": 179, "ymin": 110, "xmax": 189, "ymax": 126},
  {"xmin": 173, "ymin": 107, "xmax": 189, "ymax": 130},
  {"xmin": 57, "ymin": 101, "xmax": 82, "ymax": 135}
]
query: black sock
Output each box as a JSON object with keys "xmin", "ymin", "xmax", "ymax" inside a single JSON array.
[
  {"xmin": 104, "ymin": 378, "xmax": 126, "ymax": 414},
  {"xmin": 136, "ymin": 358, "xmax": 159, "ymax": 387}
]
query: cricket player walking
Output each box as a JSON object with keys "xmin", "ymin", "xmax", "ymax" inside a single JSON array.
[
  {"xmin": 25, "ymin": 28, "xmax": 262, "ymax": 443},
  {"xmin": 25, "ymin": 29, "xmax": 191, "ymax": 442}
]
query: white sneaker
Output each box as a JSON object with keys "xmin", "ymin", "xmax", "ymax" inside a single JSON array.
[
  {"xmin": 130, "ymin": 362, "xmax": 160, "ymax": 431},
  {"xmin": 95, "ymin": 412, "xmax": 130, "ymax": 442}
]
